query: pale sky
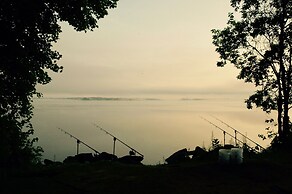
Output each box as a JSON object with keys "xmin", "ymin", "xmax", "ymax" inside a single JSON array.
[
  {"xmin": 38, "ymin": 0, "xmax": 254, "ymax": 99},
  {"xmin": 32, "ymin": 1, "xmax": 273, "ymax": 163}
]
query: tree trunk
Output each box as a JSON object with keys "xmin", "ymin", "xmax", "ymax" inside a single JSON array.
[
  {"xmin": 283, "ymin": 71, "xmax": 290, "ymax": 137},
  {"xmin": 277, "ymin": 93, "xmax": 283, "ymax": 138},
  {"xmin": 278, "ymin": 0, "xmax": 291, "ymax": 142},
  {"xmin": 283, "ymin": 90, "xmax": 290, "ymax": 135},
  {"xmin": 278, "ymin": 0, "xmax": 287, "ymax": 142}
]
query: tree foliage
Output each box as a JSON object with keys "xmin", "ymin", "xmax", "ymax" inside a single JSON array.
[
  {"xmin": 212, "ymin": 0, "xmax": 292, "ymax": 145},
  {"xmin": 0, "ymin": 0, "xmax": 118, "ymax": 168}
]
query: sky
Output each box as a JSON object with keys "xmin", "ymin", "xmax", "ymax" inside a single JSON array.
[
  {"xmin": 38, "ymin": 0, "xmax": 254, "ymax": 99},
  {"xmin": 32, "ymin": 0, "xmax": 275, "ymax": 163}
]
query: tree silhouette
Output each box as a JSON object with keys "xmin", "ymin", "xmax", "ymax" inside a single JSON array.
[
  {"xmin": 0, "ymin": 0, "xmax": 118, "ymax": 168},
  {"xmin": 212, "ymin": 0, "xmax": 291, "ymax": 146}
]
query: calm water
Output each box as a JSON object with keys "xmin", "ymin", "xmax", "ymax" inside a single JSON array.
[{"xmin": 32, "ymin": 97, "xmax": 270, "ymax": 164}]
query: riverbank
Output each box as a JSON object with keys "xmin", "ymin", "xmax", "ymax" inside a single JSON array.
[{"xmin": 2, "ymin": 152, "xmax": 292, "ymax": 194}]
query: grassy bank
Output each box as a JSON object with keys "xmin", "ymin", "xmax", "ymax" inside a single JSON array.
[{"xmin": 2, "ymin": 152, "xmax": 292, "ymax": 194}]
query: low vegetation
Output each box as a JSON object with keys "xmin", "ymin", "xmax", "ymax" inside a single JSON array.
[{"xmin": 2, "ymin": 149, "xmax": 292, "ymax": 194}]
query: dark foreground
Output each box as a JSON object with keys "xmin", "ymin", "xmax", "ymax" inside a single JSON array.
[{"xmin": 2, "ymin": 153, "xmax": 292, "ymax": 194}]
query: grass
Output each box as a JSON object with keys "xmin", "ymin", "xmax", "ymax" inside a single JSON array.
[{"xmin": 2, "ymin": 152, "xmax": 292, "ymax": 194}]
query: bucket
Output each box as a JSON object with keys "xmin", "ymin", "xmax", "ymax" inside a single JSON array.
[
  {"xmin": 218, "ymin": 149, "xmax": 231, "ymax": 165},
  {"xmin": 230, "ymin": 148, "xmax": 243, "ymax": 164}
]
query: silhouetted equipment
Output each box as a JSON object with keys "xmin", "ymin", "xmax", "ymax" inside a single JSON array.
[
  {"xmin": 97, "ymin": 152, "xmax": 118, "ymax": 161},
  {"xmin": 63, "ymin": 154, "xmax": 92, "ymax": 163},
  {"xmin": 201, "ymin": 117, "xmax": 236, "ymax": 146},
  {"xmin": 189, "ymin": 146, "xmax": 207, "ymax": 160},
  {"xmin": 165, "ymin": 148, "xmax": 190, "ymax": 164},
  {"xmin": 211, "ymin": 116, "xmax": 265, "ymax": 151},
  {"xmin": 118, "ymin": 155, "xmax": 144, "ymax": 165},
  {"xmin": 58, "ymin": 128, "xmax": 100, "ymax": 155},
  {"xmin": 200, "ymin": 117, "xmax": 263, "ymax": 152},
  {"xmin": 113, "ymin": 137, "xmax": 117, "ymax": 156},
  {"xmin": 93, "ymin": 124, "xmax": 144, "ymax": 158},
  {"xmin": 58, "ymin": 126, "xmax": 143, "ymax": 164},
  {"xmin": 166, "ymin": 147, "xmax": 209, "ymax": 164},
  {"xmin": 63, "ymin": 152, "xmax": 118, "ymax": 164},
  {"xmin": 129, "ymin": 150, "xmax": 135, "ymax": 156}
]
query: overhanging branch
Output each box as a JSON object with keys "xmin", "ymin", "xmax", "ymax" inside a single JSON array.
[{"xmin": 246, "ymin": 40, "xmax": 280, "ymax": 78}]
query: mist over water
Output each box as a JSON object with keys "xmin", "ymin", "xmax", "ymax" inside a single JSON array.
[{"xmin": 32, "ymin": 96, "xmax": 271, "ymax": 164}]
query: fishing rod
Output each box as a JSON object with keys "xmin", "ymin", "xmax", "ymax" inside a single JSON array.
[
  {"xmin": 58, "ymin": 128, "xmax": 100, "ymax": 155},
  {"xmin": 93, "ymin": 124, "xmax": 144, "ymax": 158},
  {"xmin": 211, "ymin": 116, "xmax": 265, "ymax": 151},
  {"xmin": 200, "ymin": 117, "xmax": 257, "ymax": 151}
]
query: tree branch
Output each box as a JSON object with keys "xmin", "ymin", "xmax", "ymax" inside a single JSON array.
[{"xmin": 246, "ymin": 40, "xmax": 280, "ymax": 77}]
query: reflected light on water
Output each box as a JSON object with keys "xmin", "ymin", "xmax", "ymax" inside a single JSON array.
[{"xmin": 32, "ymin": 97, "xmax": 272, "ymax": 164}]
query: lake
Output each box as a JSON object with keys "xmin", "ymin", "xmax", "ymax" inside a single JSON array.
[{"xmin": 32, "ymin": 96, "xmax": 271, "ymax": 164}]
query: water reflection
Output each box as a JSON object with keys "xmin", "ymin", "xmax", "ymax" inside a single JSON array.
[{"xmin": 32, "ymin": 97, "xmax": 270, "ymax": 164}]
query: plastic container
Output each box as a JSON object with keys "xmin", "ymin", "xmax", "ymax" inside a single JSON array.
[
  {"xmin": 218, "ymin": 149, "xmax": 231, "ymax": 165},
  {"xmin": 230, "ymin": 148, "xmax": 243, "ymax": 164}
]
